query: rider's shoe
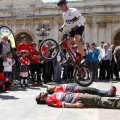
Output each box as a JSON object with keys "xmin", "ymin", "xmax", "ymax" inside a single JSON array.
[{"xmin": 80, "ymin": 56, "xmax": 87, "ymax": 65}]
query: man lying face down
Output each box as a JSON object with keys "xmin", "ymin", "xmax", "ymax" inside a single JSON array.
[{"xmin": 35, "ymin": 92, "xmax": 120, "ymax": 109}]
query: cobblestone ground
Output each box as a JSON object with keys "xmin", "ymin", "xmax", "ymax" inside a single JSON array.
[{"xmin": 0, "ymin": 81, "xmax": 120, "ymax": 120}]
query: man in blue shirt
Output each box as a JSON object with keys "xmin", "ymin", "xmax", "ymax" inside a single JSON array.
[{"xmin": 86, "ymin": 43, "xmax": 100, "ymax": 81}]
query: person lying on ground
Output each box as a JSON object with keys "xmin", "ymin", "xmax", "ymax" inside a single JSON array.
[
  {"xmin": 0, "ymin": 82, "xmax": 5, "ymax": 92},
  {"xmin": 35, "ymin": 92, "xmax": 120, "ymax": 109},
  {"xmin": 47, "ymin": 83, "xmax": 117, "ymax": 97},
  {"xmin": 0, "ymin": 73, "xmax": 12, "ymax": 91}
]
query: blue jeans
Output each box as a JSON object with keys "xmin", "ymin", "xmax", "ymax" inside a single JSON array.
[
  {"xmin": 78, "ymin": 87, "xmax": 113, "ymax": 97},
  {"xmin": 53, "ymin": 64, "xmax": 61, "ymax": 82},
  {"xmin": 63, "ymin": 65, "xmax": 68, "ymax": 80},
  {"xmin": 4, "ymin": 72, "xmax": 12, "ymax": 81}
]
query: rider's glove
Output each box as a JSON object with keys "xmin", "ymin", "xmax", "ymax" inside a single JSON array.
[{"xmin": 59, "ymin": 27, "xmax": 63, "ymax": 32}]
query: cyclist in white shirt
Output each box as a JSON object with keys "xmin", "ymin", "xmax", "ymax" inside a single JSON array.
[{"xmin": 57, "ymin": 0, "xmax": 86, "ymax": 64}]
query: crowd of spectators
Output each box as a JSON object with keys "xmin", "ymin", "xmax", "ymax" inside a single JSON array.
[
  {"xmin": 0, "ymin": 34, "xmax": 120, "ymax": 92},
  {"xmin": 85, "ymin": 42, "xmax": 120, "ymax": 82}
]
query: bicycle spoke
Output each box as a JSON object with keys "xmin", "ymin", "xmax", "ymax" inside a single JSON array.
[{"xmin": 75, "ymin": 67, "xmax": 93, "ymax": 87}]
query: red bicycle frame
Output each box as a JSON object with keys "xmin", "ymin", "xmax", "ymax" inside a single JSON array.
[
  {"xmin": 60, "ymin": 39, "xmax": 80, "ymax": 67},
  {"xmin": 59, "ymin": 38, "xmax": 86, "ymax": 76}
]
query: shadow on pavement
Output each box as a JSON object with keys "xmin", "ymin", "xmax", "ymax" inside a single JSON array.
[
  {"xmin": 10, "ymin": 85, "xmax": 28, "ymax": 91},
  {"xmin": 10, "ymin": 84, "xmax": 48, "ymax": 91},
  {"xmin": 0, "ymin": 95, "xmax": 19, "ymax": 100}
]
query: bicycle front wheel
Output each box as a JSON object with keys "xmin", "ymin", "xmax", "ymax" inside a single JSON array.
[
  {"xmin": 74, "ymin": 67, "xmax": 93, "ymax": 87},
  {"xmin": 39, "ymin": 39, "xmax": 59, "ymax": 61}
]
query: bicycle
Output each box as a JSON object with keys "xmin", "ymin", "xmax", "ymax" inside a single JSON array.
[{"xmin": 39, "ymin": 31, "xmax": 93, "ymax": 87}]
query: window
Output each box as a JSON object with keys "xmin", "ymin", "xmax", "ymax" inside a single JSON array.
[{"xmin": 16, "ymin": 32, "xmax": 33, "ymax": 42}]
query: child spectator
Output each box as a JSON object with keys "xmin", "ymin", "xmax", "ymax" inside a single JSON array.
[
  {"xmin": 3, "ymin": 52, "xmax": 15, "ymax": 86},
  {"xmin": 20, "ymin": 50, "xmax": 30, "ymax": 87}
]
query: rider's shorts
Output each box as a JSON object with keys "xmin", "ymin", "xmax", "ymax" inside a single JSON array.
[{"xmin": 69, "ymin": 26, "xmax": 84, "ymax": 37}]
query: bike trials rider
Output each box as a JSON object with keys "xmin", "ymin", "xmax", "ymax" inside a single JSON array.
[{"xmin": 57, "ymin": 0, "xmax": 86, "ymax": 64}]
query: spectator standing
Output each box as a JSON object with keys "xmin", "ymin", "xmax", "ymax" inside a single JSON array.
[
  {"xmin": 110, "ymin": 45, "xmax": 116, "ymax": 80},
  {"xmin": 19, "ymin": 50, "xmax": 30, "ymax": 87},
  {"xmin": 0, "ymin": 36, "xmax": 11, "ymax": 73},
  {"xmin": 97, "ymin": 41, "xmax": 105, "ymax": 50},
  {"xmin": 8, "ymin": 39, "xmax": 16, "ymax": 83},
  {"xmin": 86, "ymin": 43, "xmax": 100, "ymax": 81},
  {"xmin": 113, "ymin": 46, "xmax": 120, "ymax": 80},
  {"xmin": 30, "ymin": 42, "xmax": 42, "ymax": 86},
  {"xmin": 3, "ymin": 52, "xmax": 15, "ymax": 84},
  {"xmin": 53, "ymin": 48, "xmax": 63, "ymax": 83},
  {"xmin": 86, "ymin": 45, "xmax": 91, "ymax": 69},
  {"xmin": 99, "ymin": 43, "xmax": 112, "ymax": 81},
  {"xmin": 39, "ymin": 41, "xmax": 52, "ymax": 84},
  {"xmin": 67, "ymin": 46, "xmax": 74, "ymax": 80},
  {"xmin": 45, "ymin": 42, "xmax": 54, "ymax": 83},
  {"xmin": 73, "ymin": 44, "xmax": 82, "ymax": 63},
  {"xmin": 85, "ymin": 42, "xmax": 90, "ymax": 51},
  {"xmin": 16, "ymin": 35, "xmax": 30, "ymax": 55},
  {"xmin": 62, "ymin": 48, "xmax": 68, "ymax": 80}
]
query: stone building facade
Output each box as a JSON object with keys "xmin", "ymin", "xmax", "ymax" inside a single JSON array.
[{"xmin": 0, "ymin": 0, "xmax": 120, "ymax": 47}]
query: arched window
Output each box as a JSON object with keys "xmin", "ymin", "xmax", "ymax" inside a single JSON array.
[
  {"xmin": 115, "ymin": 32, "xmax": 120, "ymax": 40},
  {"xmin": 16, "ymin": 32, "xmax": 33, "ymax": 42},
  {"xmin": 114, "ymin": 31, "xmax": 120, "ymax": 46},
  {"xmin": 15, "ymin": 32, "xmax": 33, "ymax": 47}
]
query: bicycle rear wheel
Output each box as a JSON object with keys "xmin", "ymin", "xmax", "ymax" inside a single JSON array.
[
  {"xmin": 39, "ymin": 39, "xmax": 59, "ymax": 61},
  {"xmin": 74, "ymin": 67, "xmax": 93, "ymax": 87}
]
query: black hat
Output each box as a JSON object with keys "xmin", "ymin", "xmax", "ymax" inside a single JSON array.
[{"xmin": 21, "ymin": 35, "xmax": 26, "ymax": 39}]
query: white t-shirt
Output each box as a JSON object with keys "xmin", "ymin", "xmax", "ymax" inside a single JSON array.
[
  {"xmin": 3, "ymin": 58, "xmax": 15, "ymax": 72},
  {"xmin": 62, "ymin": 8, "xmax": 85, "ymax": 32}
]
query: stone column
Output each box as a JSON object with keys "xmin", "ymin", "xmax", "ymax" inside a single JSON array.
[
  {"xmin": 34, "ymin": 18, "xmax": 40, "ymax": 44},
  {"xmin": 92, "ymin": 23, "xmax": 98, "ymax": 45},
  {"xmin": 105, "ymin": 23, "xmax": 112, "ymax": 44},
  {"xmin": 53, "ymin": 18, "xmax": 59, "ymax": 42},
  {"xmin": 85, "ymin": 23, "xmax": 92, "ymax": 44},
  {"xmin": 98, "ymin": 22, "xmax": 106, "ymax": 45}
]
